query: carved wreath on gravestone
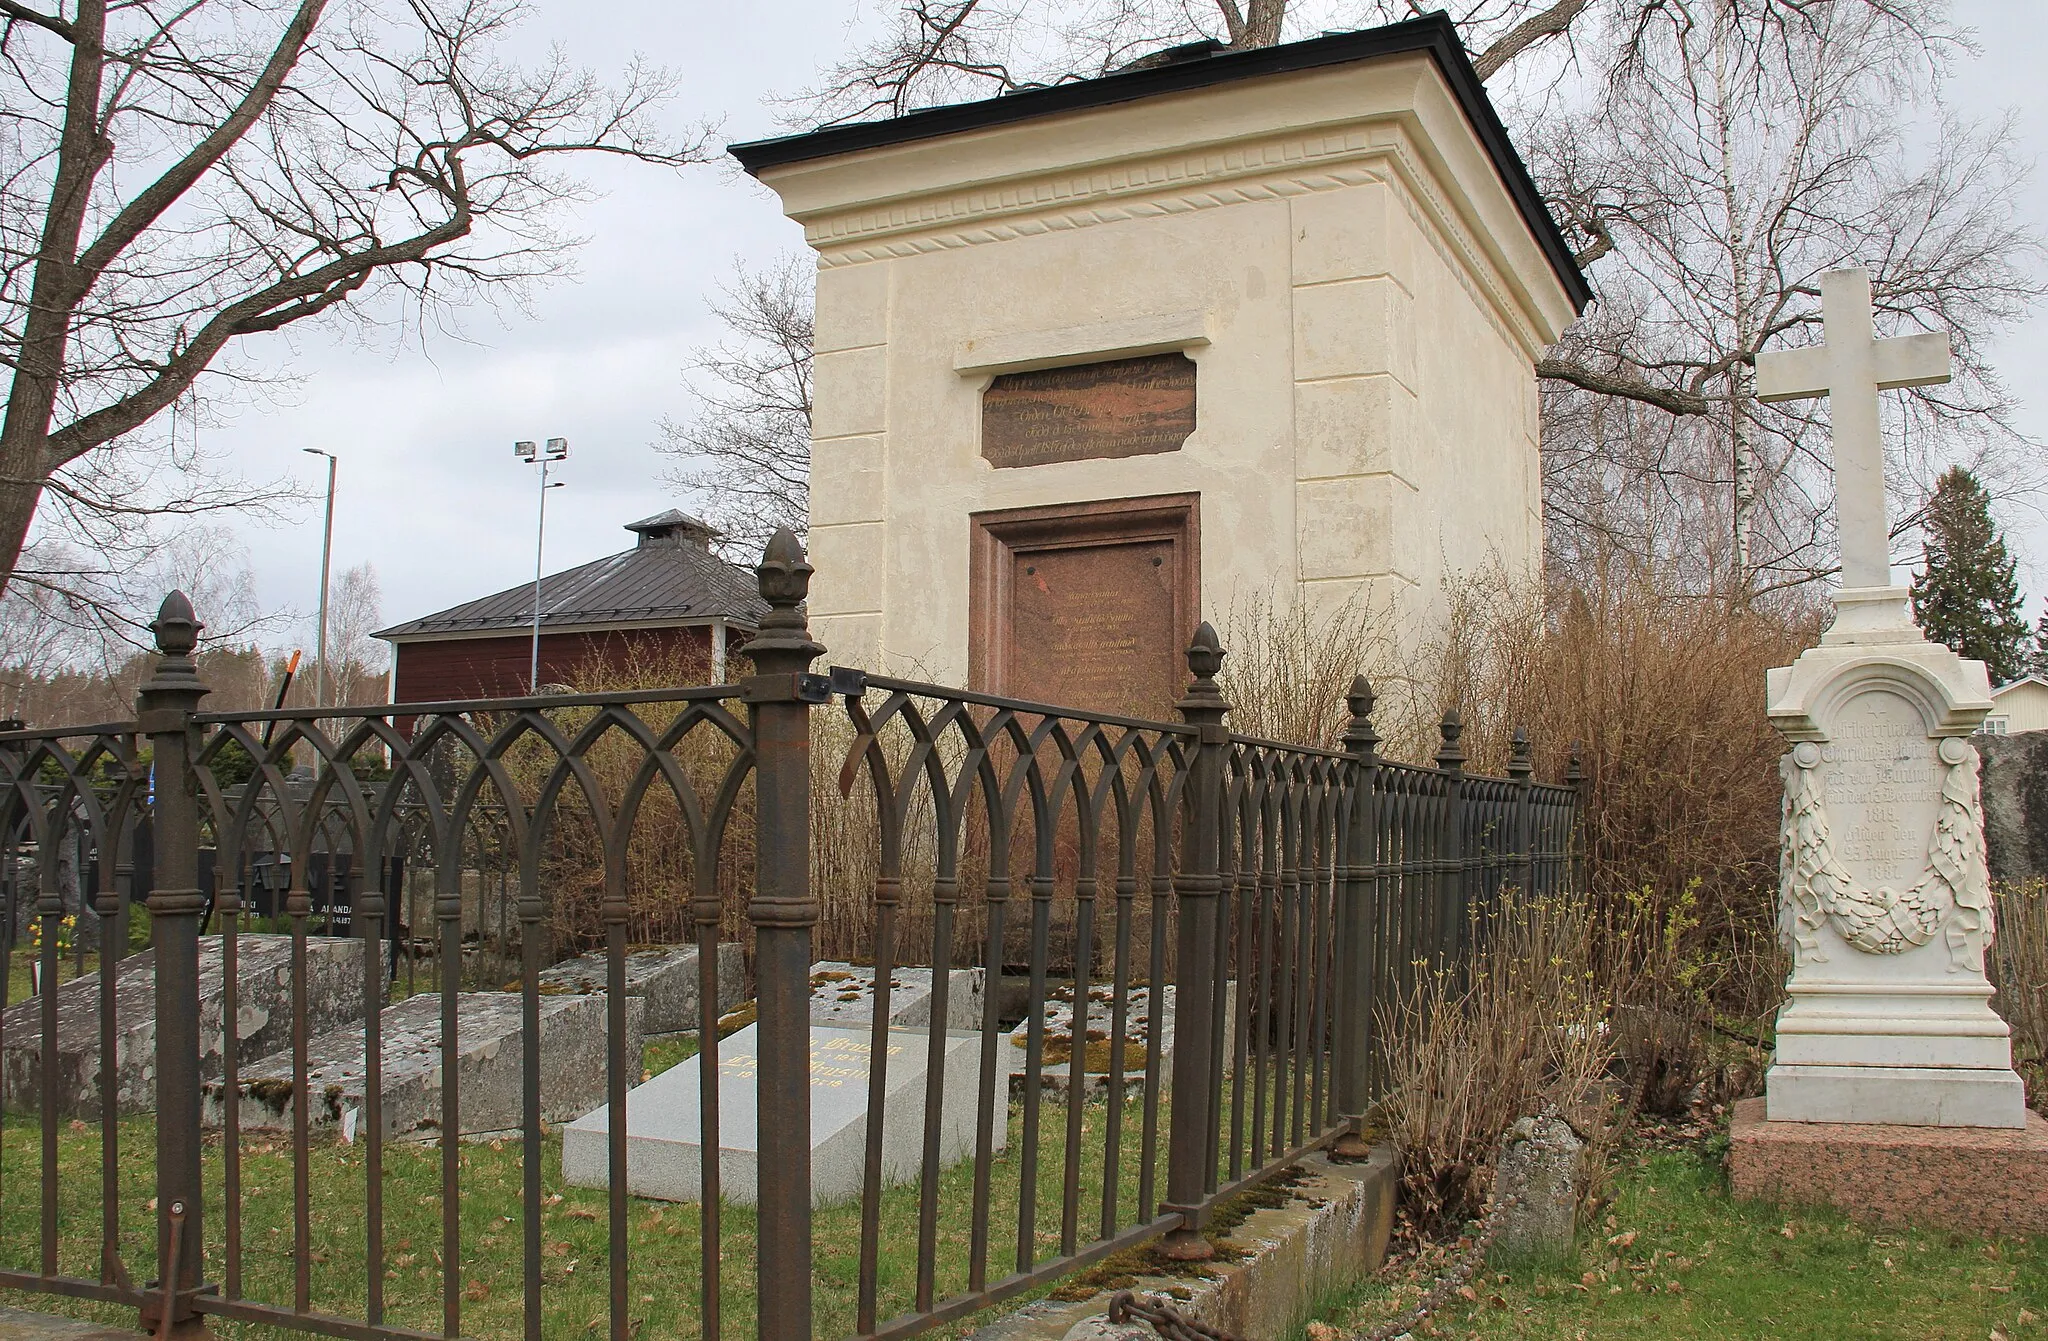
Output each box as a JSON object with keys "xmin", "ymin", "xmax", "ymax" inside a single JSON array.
[{"xmin": 1778, "ymin": 735, "xmax": 1992, "ymax": 968}]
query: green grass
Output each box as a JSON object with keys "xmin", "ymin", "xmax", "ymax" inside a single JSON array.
[
  {"xmin": 0, "ymin": 1073, "xmax": 1178, "ymax": 1340},
  {"xmin": 4, "ymin": 946, "xmax": 102, "ymax": 1005},
  {"xmin": 1317, "ymin": 1141, "xmax": 2047, "ymax": 1340}
]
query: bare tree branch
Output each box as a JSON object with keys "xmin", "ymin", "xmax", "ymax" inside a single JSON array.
[
  {"xmin": 0, "ymin": 0, "xmax": 715, "ymax": 606},
  {"xmin": 1472, "ymin": 0, "xmax": 1590, "ymax": 79},
  {"xmin": 0, "ymin": 0, "xmax": 70, "ymax": 42},
  {"xmin": 657, "ymin": 256, "xmax": 815, "ymax": 556},
  {"xmin": 1538, "ymin": 356, "xmax": 1712, "ymax": 417}
]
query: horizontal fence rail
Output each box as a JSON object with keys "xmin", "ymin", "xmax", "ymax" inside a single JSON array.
[{"xmin": 0, "ymin": 530, "xmax": 1578, "ymax": 1340}]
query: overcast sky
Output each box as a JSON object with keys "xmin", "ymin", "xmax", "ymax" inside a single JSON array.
[{"xmin": 188, "ymin": 0, "xmax": 2048, "ymax": 650}]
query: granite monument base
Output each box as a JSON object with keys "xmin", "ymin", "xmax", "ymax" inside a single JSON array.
[{"xmin": 1730, "ymin": 1096, "xmax": 2048, "ymax": 1238}]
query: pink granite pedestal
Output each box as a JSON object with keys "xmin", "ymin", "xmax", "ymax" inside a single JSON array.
[{"xmin": 1730, "ymin": 1097, "xmax": 2048, "ymax": 1238}]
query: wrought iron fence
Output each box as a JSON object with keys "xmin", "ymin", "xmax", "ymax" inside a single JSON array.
[{"xmin": 0, "ymin": 530, "xmax": 1578, "ymax": 1340}]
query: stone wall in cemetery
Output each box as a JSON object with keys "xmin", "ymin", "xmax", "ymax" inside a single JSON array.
[{"xmin": 1980, "ymin": 729, "xmax": 2048, "ymax": 888}]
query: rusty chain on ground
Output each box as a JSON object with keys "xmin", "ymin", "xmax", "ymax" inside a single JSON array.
[
  {"xmin": 1107, "ymin": 1182, "xmax": 1520, "ymax": 1341},
  {"xmin": 1108, "ymin": 1289, "xmax": 1242, "ymax": 1340}
]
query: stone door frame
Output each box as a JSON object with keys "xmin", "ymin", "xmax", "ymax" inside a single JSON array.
[{"xmin": 967, "ymin": 492, "xmax": 1201, "ymax": 703}]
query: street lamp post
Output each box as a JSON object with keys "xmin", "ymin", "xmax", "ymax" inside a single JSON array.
[
  {"xmin": 513, "ymin": 438, "xmax": 569, "ymax": 694},
  {"xmin": 302, "ymin": 449, "xmax": 337, "ymax": 710}
]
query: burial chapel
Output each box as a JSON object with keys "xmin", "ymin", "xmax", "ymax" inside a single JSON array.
[{"xmin": 733, "ymin": 13, "xmax": 1588, "ymax": 717}]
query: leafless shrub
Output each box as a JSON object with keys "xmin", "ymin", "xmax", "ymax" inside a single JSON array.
[
  {"xmin": 488, "ymin": 641, "xmax": 742, "ymax": 960},
  {"xmin": 1597, "ymin": 880, "xmax": 1778, "ymax": 1116},
  {"xmin": 1416, "ymin": 567, "xmax": 1816, "ymax": 1020},
  {"xmin": 812, "ymin": 708, "xmax": 947, "ymax": 963},
  {"xmin": 1217, "ymin": 590, "xmax": 1393, "ymax": 751},
  {"xmin": 1379, "ymin": 888, "xmax": 1620, "ymax": 1231}
]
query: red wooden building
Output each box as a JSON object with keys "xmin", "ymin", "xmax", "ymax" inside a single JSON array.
[{"xmin": 375, "ymin": 511, "xmax": 767, "ymax": 702}]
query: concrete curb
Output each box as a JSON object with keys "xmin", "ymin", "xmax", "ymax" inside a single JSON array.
[
  {"xmin": 0, "ymin": 1305, "xmax": 143, "ymax": 1339},
  {"xmin": 975, "ymin": 1146, "xmax": 1400, "ymax": 1341}
]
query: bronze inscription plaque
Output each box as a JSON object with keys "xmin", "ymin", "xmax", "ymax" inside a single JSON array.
[
  {"xmin": 981, "ymin": 353, "xmax": 1196, "ymax": 470},
  {"xmin": 1008, "ymin": 539, "xmax": 1179, "ymax": 718}
]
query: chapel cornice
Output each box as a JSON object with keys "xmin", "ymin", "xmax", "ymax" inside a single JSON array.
[{"xmin": 799, "ymin": 122, "xmax": 1557, "ymax": 360}]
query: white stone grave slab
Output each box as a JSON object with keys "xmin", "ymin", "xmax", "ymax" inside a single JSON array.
[
  {"xmin": 540, "ymin": 943, "xmax": 745, "ymax": 1035},
  {"xmin": 1, "ymin": 934, "xmax": 371, "ymax": 1119},
  {"xmin": 206, "ymin": 989, "xmax": 643, "ymax": 1140},
  {"xmin": 562, "ymin": 1023, "xmax": 1011, "ymax": 1206},
  {"xmin": 809, "ymin": 961, "xmax": 984, "ymax": 1031}
]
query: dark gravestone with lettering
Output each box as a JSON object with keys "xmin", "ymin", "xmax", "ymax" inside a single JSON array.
[
  {"xmin": 981, "ymin": 354, "xmax": 1196, "ymax": 469},
  {"xmin": 971, "ymin": 496, "xmax": 1197, "ymax": 720}
]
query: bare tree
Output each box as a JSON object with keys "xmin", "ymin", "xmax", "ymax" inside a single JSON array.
[
  {"xmin": 790, "ymin": 0, "xmax": 1936, "ymax": 125},
  {"xmin": 0, "ymin": 0, "xmax": 713, "ymax": 602},
  {"xmin": 1533, "ymin": 3, "xmax": 2042, "ymax": 594},
  {"xmin": 320, "ymin": 560, "xmax": 388, "ymax": 705},
  {"xmin": 657, "ymin": 256, "xmax": 814, "ymax": 555},
  {"xmin": 0, "ymin": 523, "xmax": 275, "ymax": 720}
]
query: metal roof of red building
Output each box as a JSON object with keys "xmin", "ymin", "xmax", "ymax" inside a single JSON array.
[{"xmin": 374, "ymin": 512, "xmax": 769, "ymax": 641}]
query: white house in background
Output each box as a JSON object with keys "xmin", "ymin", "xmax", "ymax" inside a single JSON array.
[{"xmin": 1982, "ymin": 675, "xmax": 2048, "ymax": 735}]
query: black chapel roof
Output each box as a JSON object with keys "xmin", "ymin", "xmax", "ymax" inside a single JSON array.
[
  {"xmin": 729, "ymin": 12, "xmax": 1589, "ymax": 314},
  {"xmin": 374, "ymin": 511, "xmax": 769, "ymax": 641}
]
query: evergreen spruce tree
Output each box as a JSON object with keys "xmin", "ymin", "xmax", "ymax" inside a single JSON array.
[
  {"xmin": 2028, "ymin": 609, "xmax": 2048, "ymax": 679},
  {"xmin": 1910, "ymin": 467, "xmax": 2031, "ymax": 683}
]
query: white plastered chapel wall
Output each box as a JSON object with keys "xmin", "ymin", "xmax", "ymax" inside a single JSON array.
[{"xmin": 755, "ymin": 52, "xmax": 1577, "ymax": 684}]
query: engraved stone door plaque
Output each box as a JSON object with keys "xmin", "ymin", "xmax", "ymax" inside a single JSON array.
[
  {"xmin": 980, "ymin": 354, "xmax": 1196, "ymax": 469},
  {"xmin": 969, "ymin": 495, "xmax": 1199, "ymax": 719}
]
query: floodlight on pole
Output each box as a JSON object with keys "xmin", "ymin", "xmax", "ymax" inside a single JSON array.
[
  {"xmin": 301, "ymin": 449, "xmax": 337, "ymax": 710},
  {"xmin": 514, "ymin": 437, "xmax": 569, "ymax": 693}
]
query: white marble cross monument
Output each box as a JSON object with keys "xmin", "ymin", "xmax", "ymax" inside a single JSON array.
[
  {"xmin": 1756, "ymin": 267, "xmax": 1951, "ymax": 627},
  {"xmin": 1759, "ymin": 268, "xmax": 2017, "ymax": 1127}
]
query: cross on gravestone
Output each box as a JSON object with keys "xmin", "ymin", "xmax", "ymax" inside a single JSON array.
[{"xmin": 1755, "ymin": 268, "xmax": 1951, "ymax": 591}]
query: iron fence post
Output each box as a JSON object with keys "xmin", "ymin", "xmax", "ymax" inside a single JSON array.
[
  {"xmin": 1508, "ymin": 727, "xmax": 1534, "ymax": 901},
  {"xmin": 1161, "ymin": 623, "xmax": 1229, "ymax": 1260},
  {"xmin": 742, "ymin": 529, "xmax": 824, "ymax": 1337},
  {"xmin": 1433, "ymin": 711, "xmax": 1465, "ymax": 978},
  {"xmin": 1331, "ymin": 677, "xmax": 1379, "ymax": 1151},
  {"xmin": 136, "ymin": 593, "xmax": 212, "ymax": 1338},
  {"xmin": 1565, "ymin": 741, "xmax": 1587, "ymax": 895}
]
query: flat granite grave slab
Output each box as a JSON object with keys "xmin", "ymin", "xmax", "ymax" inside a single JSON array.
[
  {"xmin": 1008, "ymin": 984, "xmax": 1234, "ymax": 1098},
  {"xmin": 809, "ymin": 961, "xmax": 984, "ymax": 1031},
  {"xmin": 1, "ymin": 934, "xmax": 371, "ymax": 1119},
  {"xmin": 206, "ymin": 989, "xmax": 642, "ymax": 1141},
  {"xmin": 563, "ymin": 1022, "xmax": 1012, "ymax": 1207},
  {"xmin": 539, "ymin": 943, "xmax": 745, "ymax": 1035}
]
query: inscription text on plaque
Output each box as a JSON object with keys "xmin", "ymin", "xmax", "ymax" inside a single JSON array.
[
  {"xmin": 1826, "ymin": 689, "xmax": 1939, "ymax": 894},
  {"xmin": 981, "ymin": 353, "xmax": 1196, "ymax": 470},
  {"xmin": 1010, "ymin": 540, "xmax": 1178, "ymax": 715}
]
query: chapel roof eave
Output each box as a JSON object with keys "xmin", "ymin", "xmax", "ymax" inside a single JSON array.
[{"xmin": 728, "ymin": 12, "xmax": 1590, "ymax": 315}]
